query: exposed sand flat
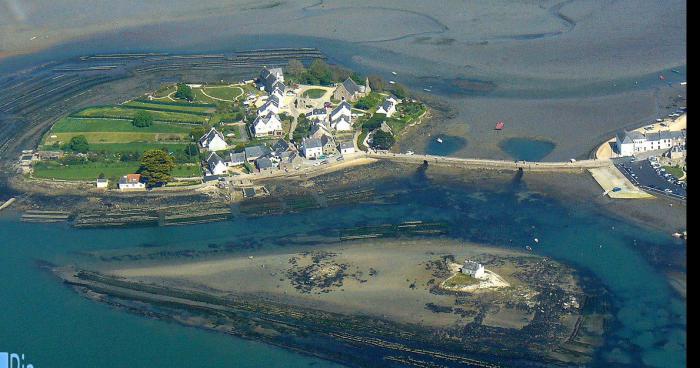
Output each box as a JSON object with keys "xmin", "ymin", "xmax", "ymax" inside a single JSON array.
[
  {"xmin": 589, "ymin": 166, "xmax": 653, "ymax": 199},
  {"xmin": 110, "ymin": 238, "xmax": 562, "ymax": 328}
]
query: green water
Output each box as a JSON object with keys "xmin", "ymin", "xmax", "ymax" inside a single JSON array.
[{"xmin": 0, "ymin": 172, "xmax": 686, "ymax": 367}]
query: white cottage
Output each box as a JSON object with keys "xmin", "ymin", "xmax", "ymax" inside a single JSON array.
[
  {"xmin": 461, "ymin": 260, "xmax": 485, "ymax": 279},
  {"xmin": 302, "ymin": 137, "xmax": 323, "ymax": 159},
  {"xmin": 252, "ymin": 113, "xmax": 283, "ymax": 137},
  {"xmin": 206, "ymin": 152, "xmax": 227, "ymax": 176},
  {"xmin": 199, "ymin": 128, "xmax": 227, "ymax": 152},
  {"xmin": 330, "ymin": 101, "xmax": 352, "ymax": 122}
]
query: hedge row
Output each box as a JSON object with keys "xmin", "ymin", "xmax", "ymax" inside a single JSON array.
[{"xmin": 134, "ymin": 98, "xmax": 216, "ymax": 108}]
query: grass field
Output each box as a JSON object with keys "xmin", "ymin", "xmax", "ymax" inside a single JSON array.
[
  {"xmin": 123, "ymin": 101, "xmax": 214, "ymax": 114},
  {"xmin": 73, "ymin": 107, "xmax": 208, "ymax": 124},
  {"xmin": 33, "ymin": 161, "xmax": 201, "ymax": 180},
  {"xmin": 44, "ymin": 132, "xmax": 189, "ymax": 145},
  {"xmin": 50, "ymin": 118, "xmax": 192, "ymax": 133},
  {"xmin": 192, "ymin": 88, "xmax": 218, "ymax": 104},
  {"xmin": 443, "ymin": 273, "xmax": 479, "ymax": 288},
  {"xmin": 202, "ymin": 86, "xmax": 244, "ymax": 101},
  {"xmin": 302, "ymin": 88, "xmax": 326, "ymax": 99}
]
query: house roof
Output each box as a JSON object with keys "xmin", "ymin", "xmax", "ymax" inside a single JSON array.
[
  {"xmin": 245, "ymin": 145, "xmax": 269, "ymax": 158},
  {"xmin": 306, "ymin": 108, "xmax": 327, "ymax": 117},
  {"xmin": 199, "ymin": 128, "xmax": 225, "ymax": 147},
  {"xmin": 272, "ymin": 139, "xmax": 290, "ymax": 153},
  {"xmin": 332, "ymin": 101, "xmax": 352, "ymax": 116},
  {"xmin": 119, "ymin": 174, "xmax": 142, "ymax": 184},
  {"xmin": 463, "ymin": 260, "xmax": 482, "ymax": 272},
  {"xmin": 227, "ymin": 152, "xmax": 246, "ymax": 164},
  {"xmin": 303, "ymin": 137, "xmax": 323, "ymax": 149},
  {"xmin": 256, "ymin": 157, "xmax": 274, "ymax": 169},
  {"xmin": 321, "ymin": 135, "xmax": 335, "ymax": 146},
  {"xmin": 617, "ymin": 130, "xmax": 644, "ymax": 144},
  {"xmin": 341, "ymin": 78, "xmax": 361, "ymax": 95},
  {"xmin": 207, "ymin": 152, "xmax": 224, "ymax": 167}
]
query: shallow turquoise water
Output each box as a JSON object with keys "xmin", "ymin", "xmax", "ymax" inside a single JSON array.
[
  {"xmin": 499, "ymin": 137, "xmax": 556, "ymax": 161},
  {"xmin": 0, "ymin": 171, "xmax": 686, "ymax": 367}
]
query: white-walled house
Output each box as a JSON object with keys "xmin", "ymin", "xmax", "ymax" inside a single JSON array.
[
  {"xmin": 616, "ymin": 130, "xmax": 686, "ymax": 156},
  {"xmin": 199, "ymin": 128, "xmax": 227, "ymax": 151},
  {"xmin": 118, "ymin": 174, "xmax": 146, "ymax": 191},
  {"xmin": 339, "ymin": 141, "xmax": 355, "ymax": 155},
  {"xmin": 331, "ymin": 115, "xmax": 352, "ymax": 131},
  {"xmin": 206, "ymin": 152, "xmax": 227, "ymax": 176},
  {"xmin": 252, "ymin": 113, "xmax": 283, "ymax": 137},
  {"xmin": 461, "ymin": 260, "xmax": 485, "ymax": 279},
  {"xmin": 302, "ymin": 137, "xmax": 323, "ymax": 159},
  {"xmin": 376, "ymin": 97, "xmax": 398, "ymax": 117},
  {"xmin": 330, "ymin": 101, "xmax": 352, "ymax": 122}
]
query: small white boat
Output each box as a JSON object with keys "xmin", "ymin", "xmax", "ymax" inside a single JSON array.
[
  {"xmin": 391, "ymin": 71, "xmax": 397, "ymax": 75},
  {"xmin": 423, "ymin": 88, "xmax": 432, "ymax": 92},
  {"xmin": 680, "ymin": 82, "xmax": 687, "ymax": 86},
  {"xmin": 389, "ymin": 80, "xmax": 396, "ymax": 84},
  {"xmin": 534, "ymin": 238, "xmax": 539, "ymax": 243},
  {"xmin": 405, "ymin": 150, "xmax": 414, "ymax": 155},
  {"xmin": 436, "ymin": 138, "xmax": 443, "ymax": 143}
]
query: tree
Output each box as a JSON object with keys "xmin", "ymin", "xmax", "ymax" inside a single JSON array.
[
  {"xmin": 184, "ymin": 143, "xmax": 199, "ymax": 157},
  {"xmin": 309, "ymin": 59, "xmax": 332, "ymax": 85},
  {"xmin": 389, "ymin": 83, "xmax": 408, "ymax": 99},
  {"xmin": 132, "ymin": 110, "xmax": 154, "ymax": 127},
  {"xmin": 190, "ymin": 126, "xmax": 207, "ymax": 141},
  {"xmin": 368, "ymin": 75, "xmax": 385, "ymax": 92},
  {"xmin": 68, "ymin": 135, "xmax": 89, "ymax": 153},
  {"xmin": 287, "ymin": 59, "xmax": 306, "ymax": 77},
  {"xmin": 370, "ymin": 130, "xmax": 395, "ymax": 150},
  {"xmin": 175, "ymin": 83, "xmax": 194, "ymax": 101},
  {"xmin": 138, "ymin": 149, "xmax": 175, "ymax": 186}
]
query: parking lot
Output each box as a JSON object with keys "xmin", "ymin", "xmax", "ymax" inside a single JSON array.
[{"xmin": 614, "ymin": 157, "xmax": 686, "ymax": 200}]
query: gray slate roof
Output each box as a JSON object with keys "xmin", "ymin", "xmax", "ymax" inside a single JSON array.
[
  {"xmin": 245, "ymin": 145, "xmax": 269, "ymax": 159},
  {"xmin": 341, "ymin": 78, "xmax": 361, "ymax": 95},
  {"xmin": 256, "ymin": 157, "xmax": 274, "ymax": 169},
  {"xmin": 303, "ymin": 137, "xmax": 323, "ymax": 149},
  {"xmin": 207, "ymin": 152, "xmax": 223, "ymax": 167}
]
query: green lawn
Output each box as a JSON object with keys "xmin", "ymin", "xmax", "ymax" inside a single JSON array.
[
  {"xmin": 663, "ymin": 165, "xmax": 685, "ymax": 179},
  {"xmin": 73, "ymin": 107, "xmax": 208, "ymax": 124},
  {"xmin": 302, "ymin": 88, "xmax": 326, "ymax": 99},
  {"xmin": 123, "ymin": 101, "xmax": 214, "ymax": 114},
  {"xmin": 34, "ymin": 161, "xmax": 200, "ymax": 180},
  {"xmin": 51, "ymin": 118, "xmax": 192, "ymax": 133},
  {"xmin": 443, "ymin": 273, "xmax": 479, "ymax": 288},
  {"xmin": 152, "ymin": 85, "xmax": 177, "ymax": 98},
  {"xmin": 192, "ymin": 88, "xmax": 219, "ymax": 104},
  {"xmin": 203, "ymin": 86, "xmax": 244, "ymax": 101}
]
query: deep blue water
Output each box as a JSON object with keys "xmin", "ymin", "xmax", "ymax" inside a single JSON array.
[
  {"xmin": 499, "ymin": 137, "xmax": 556, "ymax": 161},
  {"xmin": 0, "ymin": 170, "xmax": 686, "ymax": 367}
]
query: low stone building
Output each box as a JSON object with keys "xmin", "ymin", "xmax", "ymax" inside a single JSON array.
[{"xmin": 461, "ymin": 260, "xmax": 485, "ymax": 279}]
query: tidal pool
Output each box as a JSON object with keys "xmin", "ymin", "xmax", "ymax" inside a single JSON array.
[
  {"xmin": 425, "ymin": 135, "xmax": 467, "ymax": 156},
  {"xmin": 499, "ymin": 137, "xmax": 556, "ymax": 161}
]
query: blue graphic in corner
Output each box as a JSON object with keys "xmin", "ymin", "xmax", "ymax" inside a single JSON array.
[{"xmin": 0, "ymin": 352, "xmax": 35, "ymax": 368}]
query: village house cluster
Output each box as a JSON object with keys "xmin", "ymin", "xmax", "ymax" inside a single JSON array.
[{"xmin": 195, "ymin": 66, "xmax": 403, "ymax": 177}]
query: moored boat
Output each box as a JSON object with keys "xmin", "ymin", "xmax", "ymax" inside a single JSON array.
[{"xmin": 495, "ymin": 121, "xmax": 505, "ymax": 130}]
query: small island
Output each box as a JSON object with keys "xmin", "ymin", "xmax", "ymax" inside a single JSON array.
[{"xmin": 22, "ymin": 59, "xmax": 427, "ymax": 191}]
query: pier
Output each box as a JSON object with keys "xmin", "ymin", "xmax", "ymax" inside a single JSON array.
[{"xmin": 367, "ymin": 152, "xmax": 612, "ymax": 172}]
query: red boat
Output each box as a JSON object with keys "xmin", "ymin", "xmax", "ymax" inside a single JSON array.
[
  {"xmin": 659, "ymin": 74, "xmax": 666, "ymax": 81},
  {"xmin": 495, "ymin": 121, "xmax": 505, "ymax": 130}
]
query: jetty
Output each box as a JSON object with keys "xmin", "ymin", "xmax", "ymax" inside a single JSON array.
[{"xmin": 367, "ymin": 152, "xmax": 611, "ymax": 172}]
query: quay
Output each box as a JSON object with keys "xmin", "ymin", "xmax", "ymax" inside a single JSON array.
[{"xmin": 367, "ymin": 152, "xmax": 611, "ymax": 172}]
